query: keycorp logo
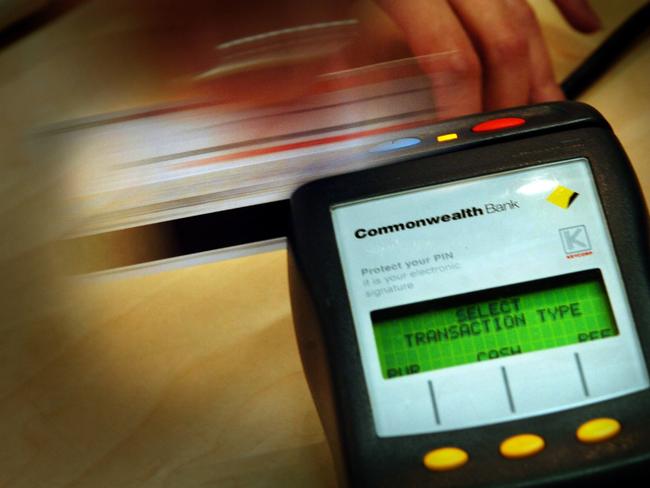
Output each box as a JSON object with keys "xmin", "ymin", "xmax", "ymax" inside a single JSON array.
[{"xmin": 560, "ymin": 225, "xmax": 593, "ymax": 259}]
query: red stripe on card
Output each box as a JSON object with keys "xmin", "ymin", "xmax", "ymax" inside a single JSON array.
[{"xmin": 176, "ymin": 118, "xmax": 435, "ymax": 169}]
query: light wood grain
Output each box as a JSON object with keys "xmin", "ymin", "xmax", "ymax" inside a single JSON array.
[
  {"xmin": 1, "ymin": 250, "xmax": 337, "ymax": 488},
  {"xmin": 0, "ymin": 0, "xmax": 648, "ymax": 487}
]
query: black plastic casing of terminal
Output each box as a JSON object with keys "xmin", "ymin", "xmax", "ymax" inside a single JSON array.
[{"xmin": 287, "ymin": 102, "xmax": 650, "ymax": 488}]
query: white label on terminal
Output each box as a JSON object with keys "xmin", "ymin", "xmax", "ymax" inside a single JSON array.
[{"xmin": 331, "ymin": 158, "xmax": 649, "ymax": 437}]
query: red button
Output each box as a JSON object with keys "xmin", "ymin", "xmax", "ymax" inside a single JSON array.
[{"xmin": 472, "ymin": 117, "xmax": 526, "ymax": 133}]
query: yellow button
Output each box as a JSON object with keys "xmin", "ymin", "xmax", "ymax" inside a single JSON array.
[
  {"xmin": 423, "ymin": 447, "xmax": 469, "ymax": 471},
  {"xmin": 577, "ymin": 418, "xmax": 621, "ymax": 444},
  {"xmin": 436, "ymin": 133, "xmax": 459, "ymax": 142},
  {"xmin": 500, "ymin": 434, "xmax": 545, "ymax": 459}
]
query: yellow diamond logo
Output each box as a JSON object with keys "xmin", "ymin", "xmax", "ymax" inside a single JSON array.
[{"xmin": 547, "ymin": 185, "xmax": 579, "ymax": 209}]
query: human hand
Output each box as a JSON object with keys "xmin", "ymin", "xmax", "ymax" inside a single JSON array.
[{"xmin": 375, "ymin": 0, "xmax": 601, "ymax": 119}]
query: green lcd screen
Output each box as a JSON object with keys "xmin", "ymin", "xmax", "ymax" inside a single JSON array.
[{"xmin": 371, "ymin": 269, "xmax": 618, "ymax": 379}]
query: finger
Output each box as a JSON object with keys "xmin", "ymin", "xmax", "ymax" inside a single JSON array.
[
  {"xmin": 552, "ymin": 0, "xmax": 602, "ymax": 33},
  {"xmin": 449, "ymin": 0, "xmax": 530, "ymax": 111},
  {"xmin": 509, "ymin": 0, "xmax": 565, "ymax": 102},
  {"xmin": 376, "ymin": 0, "xmax": 482, "ymax": 119}
]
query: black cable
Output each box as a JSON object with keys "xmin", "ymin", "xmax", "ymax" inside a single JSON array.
[
  {"xmin": 0, "ymin": 1, "xmax": 84, "ymax": 51},
  {"xmin": 562, "ymin": 1, "xmax": 650, "ymax": 100}
]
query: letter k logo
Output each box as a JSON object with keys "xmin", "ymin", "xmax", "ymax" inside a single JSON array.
[{"xmin": 559, "ymin": 225, "xmax": 591, "ymax": 254}]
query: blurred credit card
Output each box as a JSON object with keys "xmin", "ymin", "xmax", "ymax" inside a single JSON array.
[{"xmin": 42, "ymin": 74, "xmax": 438, "ymax": 238}]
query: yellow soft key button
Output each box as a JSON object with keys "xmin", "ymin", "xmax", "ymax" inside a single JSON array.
[
  {"xmin": 423, "ymin": 447, "xmax": 469, "ymax": 471},
  {"xmin": 577, "ymin": 418, "xmax": 621, "ymax": 444},
  {"xmin": 500, "ymin": 434, "xmax": 545, "ymax": 459}
]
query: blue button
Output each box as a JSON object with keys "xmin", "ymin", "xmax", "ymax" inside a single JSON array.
[{"xmin": 369, "ymin": 137, "xmax": 422, "ymax": 153}]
